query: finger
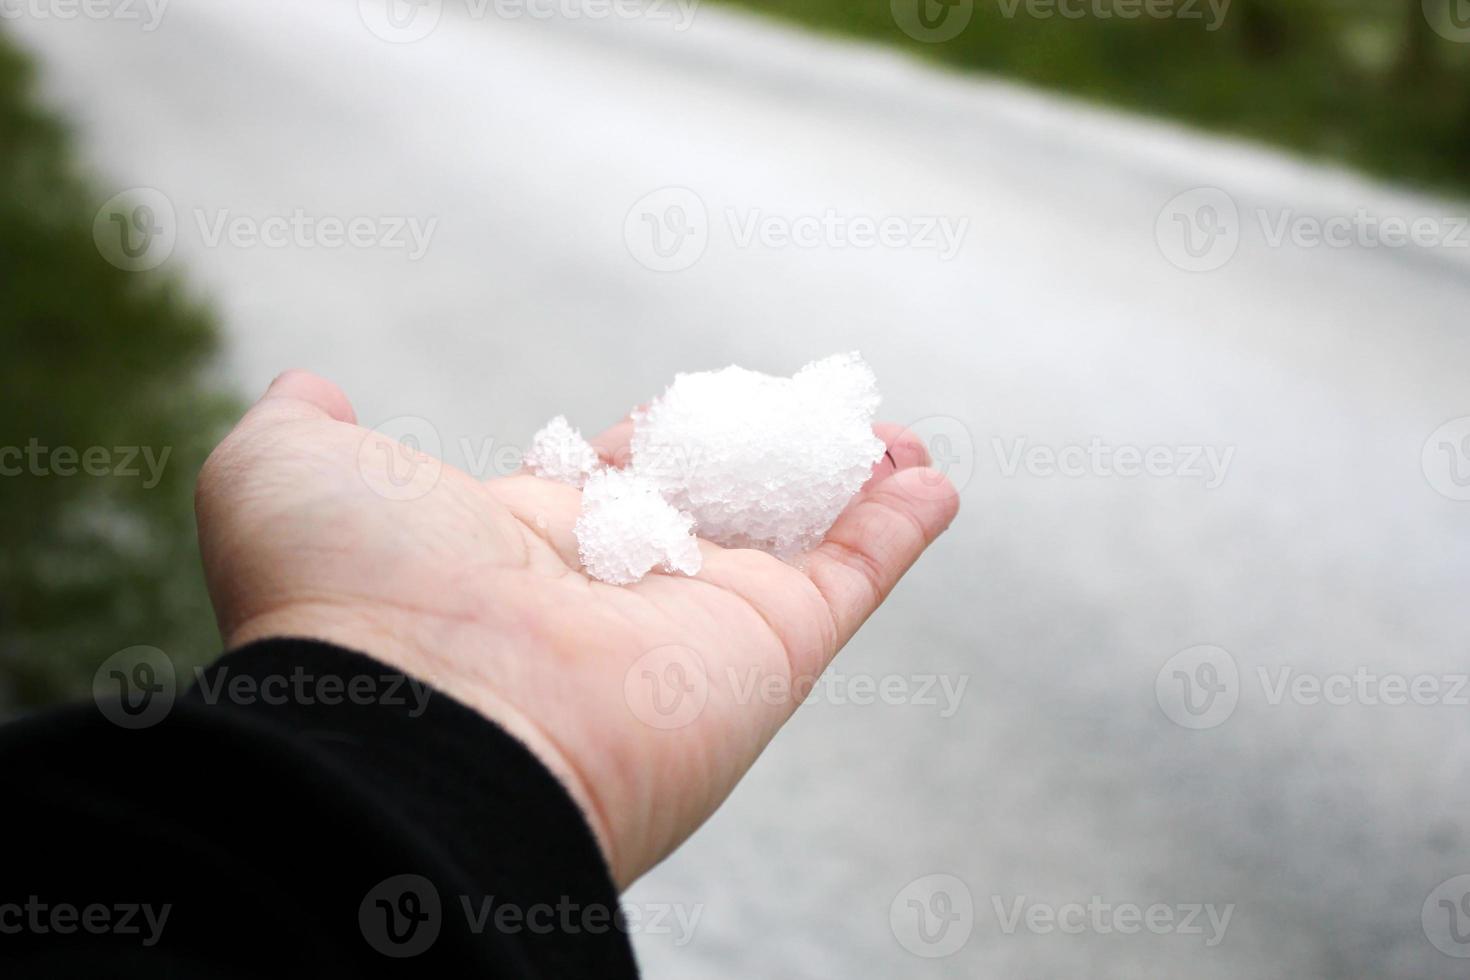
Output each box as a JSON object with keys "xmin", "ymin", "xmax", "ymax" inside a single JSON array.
[
  {"xmin": 587, "ymin": 417, "xmax": 635, "ymax": 469},
  {"xmin": 197, "ymin": 371, "xmax": 359, "ymax": 528},
  {"xmin": 240, "ymin": 370, "xmax": 357, "ymax": 429},
  {"xmin": 485, "ymin": 474, "xmax": 586, "ymax": 569},
  {"xmin": 804, "ymin": 465, "xmax": 960, "ymax": 652},
  {"xmin": 864, "ymin": 422, "xmax": 933, "ymax": 488}
]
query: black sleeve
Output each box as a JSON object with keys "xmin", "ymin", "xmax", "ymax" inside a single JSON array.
[{"xmin": 0, "ymin": 638, "xmax": 640, "ymax": 978}]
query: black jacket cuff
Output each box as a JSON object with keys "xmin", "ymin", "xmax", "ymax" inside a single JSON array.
[{"xmin": 0, "ymin": 637, "xmax": 638, "ymax": 978}]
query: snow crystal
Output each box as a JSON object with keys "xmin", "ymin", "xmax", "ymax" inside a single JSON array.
[
  {"xmin": 526, "ymin": 351, "xmax": 884, "ymax": 584},
  {"xmin": 630, "ymin": 351, "xmax": 884, "ymax": 559},
  {"xmin": 522, "ymin": 415, "xmax": 600, "ymax": 488},
  {"xmin": 574, "ymin": 468, "xmax": 703, "ymax": 586}
]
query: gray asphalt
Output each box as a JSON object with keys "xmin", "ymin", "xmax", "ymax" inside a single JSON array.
[{"xmin": 13, "ymin": 1, "xmax": 1470, "ymax": 975}]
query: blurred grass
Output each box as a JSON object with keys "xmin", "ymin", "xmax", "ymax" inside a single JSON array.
[
  {"xmin": 735, "ymin": 0, "xmax": 1470, "ymax": 195},
  {"xmin": 0, "ymin": 31, "xmax": 238, "ymax": 713}
]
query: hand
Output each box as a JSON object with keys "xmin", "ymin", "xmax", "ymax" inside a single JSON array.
[{"xmin": 195, "ymin": 370, "xmax": 959, "ymax": 888}]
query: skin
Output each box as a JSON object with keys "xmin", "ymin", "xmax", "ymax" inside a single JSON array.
[{"xmin": 195, "ymin": 369, "xmax": 960, "ymax": 889}]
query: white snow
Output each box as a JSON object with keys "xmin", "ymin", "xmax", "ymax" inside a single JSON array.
[{"xmin": 532, "ymin": 352, "xmax": 884, "ymax": 583}]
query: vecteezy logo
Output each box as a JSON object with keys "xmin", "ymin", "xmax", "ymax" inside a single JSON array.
[
  {"xmin": 357, "ymin": 415, "xmax": 445, "ymax": 501},
  {"xmin": 890, "ymin": 873, "xmax": 974, "ymax": 958},
  {"xmin": 1422, "ymin": 416, "xmax": 1470, "ymax": 501},
  {"xmin": 624, "ymin": 644, "xmax": 709, "ymax": 730},
  {"xmin": 1155, "ymin": 644, "xmax": 1239, "ymax": 729},
  {"xmin": 890, "ymin": 0, "xmax": 973, "ymax": 42},
  {"xmin": 93, "ymin": 646, "xmax": 177, "ymax": 729},
  {"xmin": 359, "ymin": 0, "xmax": 443, "ymax": 42},
  {"xmin": 360, "ymin": 874, "xmax": 442, "ymax": 957},
  {"xmin": 1155, "ymin": 187, "xmax": 1240, "ymax": 272},
  {"xmin": 1423, "ymin": 874, "xmax": 1470, "ymax": 957},
  {"xmin": 895, "ymin": 415, "xmax": 975, "ymax": 501},
  {"xmin": 93, "ymin": 188, "xmax": 176, "ymax": 272},
  {"xmin": 1424, "ymin": 0, "xmax": 1470, "ymax": 43},
  {"xmin": 623, "ymin": 187, "xmax": 708, "ymax": 272}
]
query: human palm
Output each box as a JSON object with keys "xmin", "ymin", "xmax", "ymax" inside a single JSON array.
[{"xmin": 196, "ymin": 371, "xmax": 958, "ymax": 888}]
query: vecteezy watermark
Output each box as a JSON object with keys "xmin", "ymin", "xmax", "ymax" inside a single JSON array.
[
  {"xmin": 624, "ymin": 187, "xmax": 970, "ymax": 272},
  {"xmin": 93, "ymin": 188, "xmax": 438, "ymax": 271},
  {"xmin": 992, "ymin": 437, "xmax": 1234, "ymax": 488},
  {"xmin": 93, "ymin": 187, "xmax": 176, "ymax": 272},
  {"xmin": 1424, "ymin": 874, "xmax": 1470, "ymax": 958},
  {"xmin": 357, "ymin": 415, "xmax": 446, "ymax": 502},
  {"xmin": 358, "ymin": 0, "xmax": 698, "ymax": 43},
  {"xmin": 1155, "ymin": 186, "xmax": 1239, "ymax": 272},
  {"xmin": 191, "ymin": 665, "xmax": 434, "ymax": 717},
  {"xmin": 1254, "ymin": 209, "xmax": 1470, "ymax": 252},
  {"xmin": 1422, "ymin": 416, "xmax": 1470, "ymax": 501},
  {"xmin": 893, "ymin": 0, "xmax": 1224, "ymax": 42},
  {"xmin": 890, "ymin": 0, "xmax": 973, "ymax": 42},
  {"xmin": 725, "ymin": 209, "xmax": 968, "ymax": 260},
  {"xmin": 391, "ymin": 417, "xmax": 978, "ymax": 498},
  {"xmin": 458, "ymin": 895, "xmax": 700, "ymax": 947},
  {"xmin": 891, "ymin": 875, "xmax": 1233, "ymax": 956},
  {"xmin": 355, "ymin": 418, "xmax": 595, "ymax": 501},
  {"xmin": 0, "ymin": 440, "xmax": 171, "ymax": 488},
  {"xmin": 361, "ymin": 874, "xmax": 442, "ymax": 957},
  {"xmin": 992, "ymin": 0, "xmax": 1229, "ymax": 30},
  {"xmin": 194, "ymin": 209, "xmax": 437, "ymax": 260},
  {"xmin": 1157, "ymin": 186, "xmax": 1470, "ymax": 272},
  {"xmin": 93, "ymin": 647, "xmax": 437, "ymax": 729},
  {"xmin": 622, "ymin": 645, "xmax": 970, "ymax": 731},
  {"xmin": 93, "ymin": 646, "xmax": 177, "ymax": 730},
  {"xmin": 0, "ymin": 0, "xmax": 169, "ymax": 31},
  {"xmin": 1155, "ymin": 644, "xmax": 1240, "ymax": 729},
  {"xmin": 458, "ymin": 435, "xmax": 544, "ymax": 478},
  {"xmin": 0, "ymin": 897, "xmax": 171, "ymax": 947},
  {"xmin": 894, "ymin": 415, "xmax": 977, "ymax": 501},
  {"xmin": 1423, "ymin": 0, "xmax": 1470, "ymax": 44},
  {"xmin": 624, "ymin": 187, "xmax": 708, "ymax": 272},
  {"xmin": 990, "ymin": 895, "xmax": 1234, "ymax": 946},
  {"xmin": 1157, "ymin": 645, "xmax": 1470, "ymax": 730},
  {"xmin": 624, "ymin": 644, "xmax": 710, "ymax": 730},
  {"xmin": 1256, "ymin": 667, "xmax": 1470, "ymax": 708},
  {"xmin": 891, "ymin": 874, "xmax": 975, "ymax": 958},
  {"xmin": 358, "ymin": 874, "xmax": 701, "ymax": 957},
  {"xmin": 725, "ymin": 667, "xmax": 970, "ymax": 718}
]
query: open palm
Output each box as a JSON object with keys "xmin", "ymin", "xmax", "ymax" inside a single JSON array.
[{"xmin": 196, "ymin": 371, "xmax": 959, "ymax": 888}]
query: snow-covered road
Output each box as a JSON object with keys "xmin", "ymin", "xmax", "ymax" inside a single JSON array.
[{"xmin": 12, "ymin": 1, "xmax": 1470, "ymax": 974}]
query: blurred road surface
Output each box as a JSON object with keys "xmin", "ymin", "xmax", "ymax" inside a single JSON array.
[{"xmin": 11, "ymin": 1, "xmax": 1470, "ymax": 975}]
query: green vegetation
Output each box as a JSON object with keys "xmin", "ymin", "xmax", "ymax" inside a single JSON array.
[
  {"xmin": 735, "ymin": 0, "xmax": 1470, "ymax": 194},
  {"xmin": 0, "ymin": 32, "xmax": 237, "ymax": 713}
]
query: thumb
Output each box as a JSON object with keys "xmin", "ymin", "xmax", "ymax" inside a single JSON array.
[
  {"xmin": 240, "ymin": 369, "xmax": 358, "ymax": 429},
  {"xmin": 196, "ymin": 370, "xmax": 358, "ymax": 519}
]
